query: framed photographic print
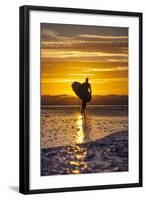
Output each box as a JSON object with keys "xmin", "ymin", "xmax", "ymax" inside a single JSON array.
[{"xmin": 19, "ymin": 5, "xmax": 143, "ymax": 194}]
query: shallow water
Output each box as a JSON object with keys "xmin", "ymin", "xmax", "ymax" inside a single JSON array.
[{"xmin": 41, "ymin": 105, "xmax": 128, "ymax": 148}]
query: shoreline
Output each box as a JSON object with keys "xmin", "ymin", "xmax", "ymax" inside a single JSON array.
[{"xmin": 41, "ymin": 130, "xmax": 128, "ymax": 176}]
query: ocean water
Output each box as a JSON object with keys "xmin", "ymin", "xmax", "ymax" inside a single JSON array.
[{"xmin": 41, "ymin": 105, "xmax": 128, "ymax": 149}]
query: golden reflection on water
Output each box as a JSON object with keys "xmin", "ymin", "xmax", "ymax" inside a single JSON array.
[
  {"xmin": 76, "ymin": 114, "xmax": 85, "ymax": 144},
  {"xmin": 70, "ymin": 145, "xmax": 88, "ymax": 175},
  {"xmin": 70, "ymin": 113, "xmax": 88, "ymax": 174}
]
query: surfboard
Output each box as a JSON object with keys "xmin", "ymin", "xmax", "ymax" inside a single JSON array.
[{"xmin": 71, "ymin": 81, "xmax": 91, "ymax": 102}]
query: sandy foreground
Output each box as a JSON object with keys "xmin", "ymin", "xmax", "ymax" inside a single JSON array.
[
  {"xmin": 41, "ymin": 130, "xmax": 128, "ymax": 176},
  {"xmin": 41, "ymin": 106, "xmax": 128, "ymax": 149}
]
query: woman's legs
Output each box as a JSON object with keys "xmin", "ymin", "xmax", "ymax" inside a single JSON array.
[{"xmin": 82, "ymin": 101, "xmax": 86, "ymax": 111}]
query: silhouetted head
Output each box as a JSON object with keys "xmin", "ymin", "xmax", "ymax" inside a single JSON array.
[{"xmin": 85, "ymin": 78, "xmax": 89, "ymax": 83}]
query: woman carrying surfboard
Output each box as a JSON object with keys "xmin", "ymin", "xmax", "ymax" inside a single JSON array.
[{"xmin": 72, "ymin": 78, "xmax": 92, "ymax": 114}]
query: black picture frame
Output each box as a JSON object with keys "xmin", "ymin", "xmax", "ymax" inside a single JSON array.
[{"xmin": 19, "ymin": 5, "xmax": 143, "ymax": 194}]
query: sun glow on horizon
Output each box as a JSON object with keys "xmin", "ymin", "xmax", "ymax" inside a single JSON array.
[{"xmin": 41, "ymin": 23, "xmax": 128, "ymax": 96}]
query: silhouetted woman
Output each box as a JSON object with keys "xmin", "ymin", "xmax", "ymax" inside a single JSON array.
[{"xmin": 81, "ymin": 78, "xmax": 92, "ymax": 113}]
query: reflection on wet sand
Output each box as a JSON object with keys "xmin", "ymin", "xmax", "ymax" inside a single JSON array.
[
  {"xmin": 76, "ymin": 113, "xmax": 85, "ymax": 144},
  {"xmin": 70, "ymin": 113, "xmax": 88, "ymax": 174},
  {"xmin": 69, "ymin": 146, "xmax": 87, "ymax": 174},
  {"xmin": 75, "ymin": 112, "xmax": 91, "ymax": 144}
]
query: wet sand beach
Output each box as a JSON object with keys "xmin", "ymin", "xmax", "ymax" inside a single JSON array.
[{"xmin": 41, "ymin": 105, "xmax": 128, "ymax": 175}]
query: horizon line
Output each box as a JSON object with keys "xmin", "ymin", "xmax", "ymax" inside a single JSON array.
[{"xmin": 41, "ymin": 94, "xmax": 128, "ymax": 97}]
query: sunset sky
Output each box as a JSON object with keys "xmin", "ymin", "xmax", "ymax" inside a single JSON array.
[{"xmin": 41, "ymin": 23, "xmax": 128, "ymax": 96}]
